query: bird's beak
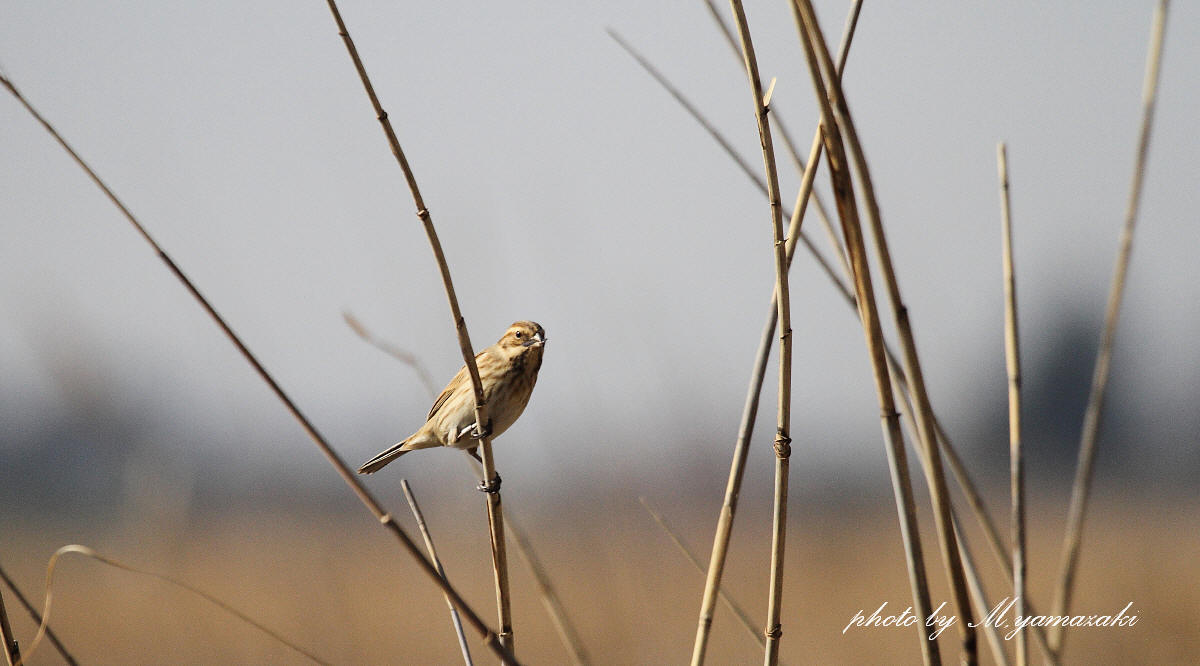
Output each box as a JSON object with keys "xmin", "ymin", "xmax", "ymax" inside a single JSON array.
[{"xmin": 523, "ymin": 332, "xmax": 545, "ymax": 347}]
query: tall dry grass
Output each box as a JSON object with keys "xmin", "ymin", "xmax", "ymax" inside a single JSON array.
[{"xmin": 0, "ymin": 1, "xmax": 1181, "ymax": 664}]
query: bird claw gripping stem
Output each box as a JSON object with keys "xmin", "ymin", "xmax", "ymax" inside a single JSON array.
[
  {"xmin": 467, "ymin": 419, "xmax": 494, "ymax": 440},
  {"xmin": 477, "ymin": 473, "xmax": 502, "ymax": 494}
]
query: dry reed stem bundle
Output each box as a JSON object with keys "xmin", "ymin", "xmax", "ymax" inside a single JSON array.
[
  {"xmin": 683, "ymin": 5, "xmax": 863, "ymax": 662},
  {"xmin": 605, "ymin": 30, "xmax": 853, "ymax": 307},
  {"xmin": 699, "ymin": 0, "xmax": 853, "ymax": 281},
  {"xmin": 788, "ymin": 1, "xmax": 939, "ymax": 662},
  {"xmin": 790, "ymin": 1, "xmax": 977, "ymax": 660},
  {"xmin": 615, "ymin": 9, "xmax": 1063, "ymax": 660},
  {"xmin": 891, "ymin": 377, "xmax": 1009, "ymax": 666}
]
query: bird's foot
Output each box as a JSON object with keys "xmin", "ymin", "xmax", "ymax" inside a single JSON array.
[
  {"xmin": 476, "ymin": 473, "xmax": 502, "ymax": 494},
  {"xmin": 470, "ymin": 419, "xmax": 494, "ymax": 440}
]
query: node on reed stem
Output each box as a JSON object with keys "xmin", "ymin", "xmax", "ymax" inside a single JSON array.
[
  {"xmin": 321, "ymin": 1, "xmax": 517, "ymax": 659},
  {"xmin": 789, "ymin": 0, "xmax": 940, "ymax": 662}
]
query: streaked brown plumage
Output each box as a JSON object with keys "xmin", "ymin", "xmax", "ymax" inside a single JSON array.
[{"xmin": 357, "ymin": 321, "xmax": 546, "ymax": 474}]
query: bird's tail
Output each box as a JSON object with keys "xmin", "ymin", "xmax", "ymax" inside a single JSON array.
[{"xmin": 357, "ymin": 441, "xmax": 410, "ymax": 474}]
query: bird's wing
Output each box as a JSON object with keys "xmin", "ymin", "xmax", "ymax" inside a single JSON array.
[
  {"xmin": 427, "ymin": 371, "xmax": 460, "ymax": 421},
  {"xmin": 426, "ymin": 351, "xmax": 484, "ymax": 420}
]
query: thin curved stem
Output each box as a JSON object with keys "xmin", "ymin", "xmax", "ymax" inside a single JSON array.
[{"xmin": 321, "ymin": 1, "xmax": 515, "ymax": 658}]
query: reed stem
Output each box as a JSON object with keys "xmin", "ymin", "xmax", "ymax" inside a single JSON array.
[
  {"xmin": 402, "ymin": 480, "xmax": 473, "ymax": 666},
  {"xmin": 793, "ymin": 1, "xmax": 977, "ymax": 658},
  {"xmin": 344, "ymin": 315, "xmax": 589, "ymax": 664},
  {"xmin": 997, "ymin": 143, "xmax": 1027, "ymax": 665},
  {"xmin": 1049, "ymin": 3, "xmax": 1169, "ymax": 655},
  {"xmin": 724, "ymin": 3, "xmax": 794, "ymax": 663},
  {"xmin": 0, "ymin": 67, "xmax": 518, "ymax": 666},
  {"xmin": 0, "ymin": 564, "xmax": 76, "ymax": 665},
  {"xmin": 789, "ymin": 1, "xmax": 938, "ymax": 662},
  {"xmin": 320, "ymin": 1, "xmax": 515, "ymax": 658},
  {"xmin": 685, "ymin": 5, "xmax": 862, "ymax": 662},
  {"xmin": 0, "ymin": 589, "xmax": 19, "ymax": 666}
]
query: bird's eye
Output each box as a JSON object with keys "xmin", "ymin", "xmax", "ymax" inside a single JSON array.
[{"xmin": 514, "ymin": 331, "xmax": 523, "ymax": 338}]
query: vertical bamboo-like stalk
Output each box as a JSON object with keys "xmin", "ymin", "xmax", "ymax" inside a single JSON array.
[
  {"xmin": 321, "ymin": 1, "xmax": 515, "ymax": 659},
  {"xmin": 1050, "ymin": 2, "xmax": 1170, "ymax": 655},
  {"xmin": 614, "ymin": 16, "xmax": 1054, "ymax": 660},
  {"xmin": 701, "ymin": 0, "xmax": 854, "ymax": 281},
  {"xmin": 402, "ymin": 480, "xmax": 474, "ymax": 666},
  {"xmin": 617, "ymin": 12, "xmax": 1042, "ymax": 644},
  {"xmin": 688, "ymin": 7, "xmax": 861, "ymax": 663},
  {"xmin": 788, "ymin": 2, "xmax": 938, "ymax": 663},
  {"xmin": 725, "ymin": 4, "xmax": 793, "ymax": 664},
  {"xmin": 791, "ymin": 1, "xmax": 977, "ymax": 661},
  {"xmin": 0, "ymin": 70, "xmax": 517, "ymax": 665},
  {"xmin": 997, "ymin": 143, "xmax": 1027, "ymax": 666}
]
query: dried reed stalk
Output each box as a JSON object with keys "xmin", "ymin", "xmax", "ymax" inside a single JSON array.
[
  {"xmin": 953, "ymin": 520, "xmax": 1010, "ymax": 666},
  {"xmin": 17, "ymin": 545, "xmax": 328, "ymax": 665},
  {"xmin": 725, "ymin": 3, "xmax": 794, "ymax": 663},
  {"xmin": 402, "ymin": 480, "xmax": 473, "ymax": 666},
  {"xmin": 892, "ymin": 377, "xmax": 1009, "ymax": 666},
  {"xmin": 788, "ymin": 1, "xmax": 939, "ymax": 663},
  {"xmin": 343, "ymin": 315, "xmax": 590, "ymax": 663},
  {"xmin": 700, "ymin": 0, "xmax": 853, "ymax": 282},
  {"xmin": 0, "ymin": 565, "xmax": 76, "ymax": 665},
  {"xmin": 639, "ymin": 498, "xmax": 763, "ymax": 653},
  {"xmin": 605, "ymin": 29, "xmax": 851, "ymax": 304},
  {"xmin": 618, "ymin": 8, "xmax": 1020, "ymax": 610},
  {"xmin": 616, "ymin": 12, "xmax": 1062, "ymax": 659},
  {"xmin": 790, "ymin": 2, "xmax": 977, "ymax": 659},
  {"xmin": 0, "ymin": 71, "xmax": 517, "ymax": 666},
  {"xmin": 1049, "ymin": 1, "xmax": 1170, "ymax": 654},
  {"xmin": 626, "ymin": 7, "xmax": 1066, "ymax": 659},
  {"xmin": 344, "ymin": 312, "xmax": 439, "ymax": 399},
  {"xmin": 685, "ymin": 6, "xmax": 863, "ymax": 662},
  {"xmin": 0, "ymin": 589, "xmax": 18, "ymax": 666},
  {"xmin": 320, "ymin": 2, "xmax": 516, "ymax": 659},
  {"xmin": 997, "ymin": 143, "xmax": 1027, "ymax": 665},
  {"xmin": 504, "ymin": 513, "xmax": 592, "ymax": 666}
]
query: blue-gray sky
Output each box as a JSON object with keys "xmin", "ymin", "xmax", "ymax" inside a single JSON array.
[{"xmin": 3, "ymin": 1, "xmax": 1198, "ymax": 503}]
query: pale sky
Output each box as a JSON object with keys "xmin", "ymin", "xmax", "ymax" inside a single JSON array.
[{"xmin": 2, "ymin": 2, "xmax": 1197, "ymax": 502}]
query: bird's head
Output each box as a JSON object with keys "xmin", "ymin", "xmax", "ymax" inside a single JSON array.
[{"xmin": 498, "ymin": 320, "xmax": 546, "ymax": 357}]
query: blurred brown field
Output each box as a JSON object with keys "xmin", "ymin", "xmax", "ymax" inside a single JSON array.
[{"xmin": 4, "ymin": 492, "xmax": 1196, "ymax": 665}]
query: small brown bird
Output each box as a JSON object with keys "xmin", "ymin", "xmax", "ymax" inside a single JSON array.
[{"xmin": 357, "ymin": 321, "xmax": 546, "ymax": 474}]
